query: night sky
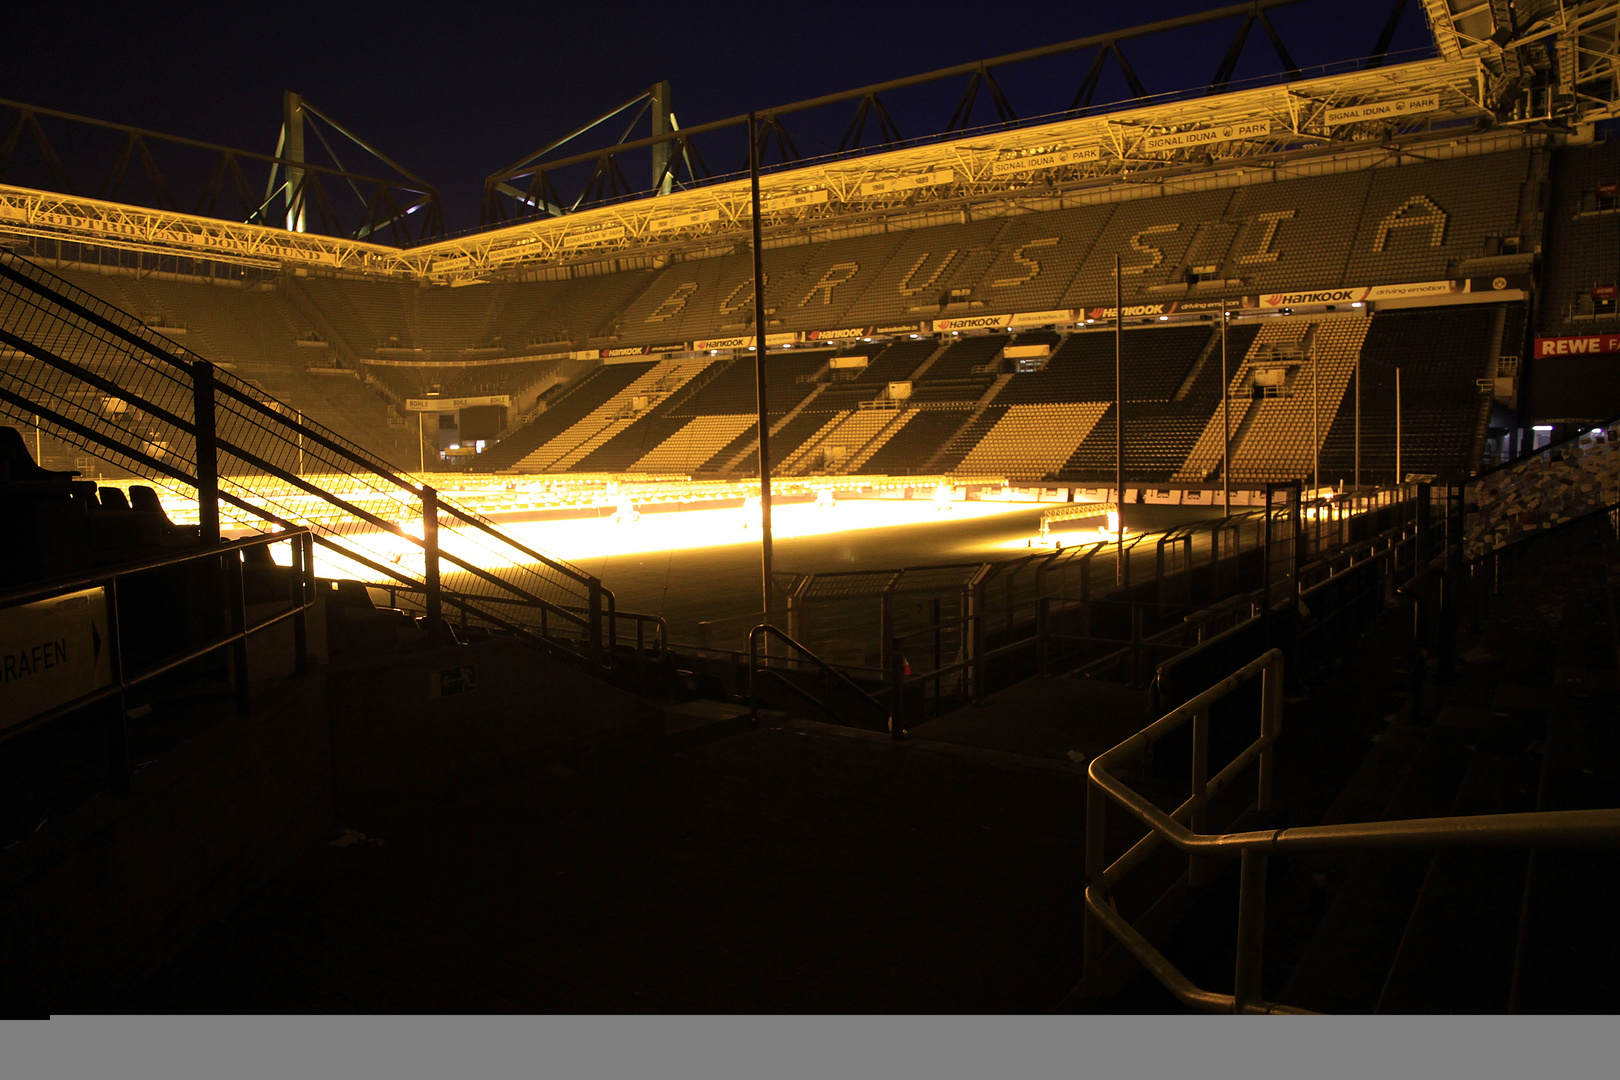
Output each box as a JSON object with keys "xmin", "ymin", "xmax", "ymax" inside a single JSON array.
[{"xmin": 2, "ymin": 1, "xmax": 1433, "ymax": 234}]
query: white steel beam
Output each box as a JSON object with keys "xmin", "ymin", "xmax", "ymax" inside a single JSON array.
[
  {"xmin": 0, "ymin": 55, "xmax": 1517, "ymax": 282},
  {"xmin": 0, "ymin": 185, "xmax": 412, "ymax": 274}
]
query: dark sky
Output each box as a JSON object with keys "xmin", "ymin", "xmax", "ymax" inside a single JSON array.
[{"xmin": 2, "ymin": 0, "xmax": 1431, "ymax": 234}]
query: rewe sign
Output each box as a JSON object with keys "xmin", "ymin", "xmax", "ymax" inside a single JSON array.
[{"xmin": 1534, "ymin": 335, "xmax": 1620, "ymax": 359}]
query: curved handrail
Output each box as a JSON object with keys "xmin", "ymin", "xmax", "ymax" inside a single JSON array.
[{"xmin": 1084, "ymin": 646, "xmax": 1620, "ymax": 1015}]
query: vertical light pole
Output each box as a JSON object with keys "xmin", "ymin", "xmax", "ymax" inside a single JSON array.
[
  {"xmin": 750, "ymin": 111, "xmax": 775, "ymax": 625},
  {"xmin": 1312, "ymin": 344, "xmax": 1320, "ymax": 494},
  {"xmin": 1354, "ymin": 354, "xmax": 1361, "ymax": 489},
  {"xmin": 1221, "ymin": 304, "xmax": 1231, "ymax": 519},
  {"xmin": 1395, "ymin": 364, "xmax": 1403, "ymax": 486},
  {"xmin": 418, "ymin": 411, "xmax": 426, "ymax": 474},
  {"xmin": 1114, "ymin": 254, "xmax": 1124, "ymax": 579}
]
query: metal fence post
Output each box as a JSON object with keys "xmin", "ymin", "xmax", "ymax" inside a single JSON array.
[
  {"xmin": 103, "ymin": 578, "xmax": 131, "ymax": 794},
  {"xmin": 879, "ymin": 590, "xmax": 894, "ymax": 675},
  {"xmin": 1037, "ymin": 596, "xmax": 1049, "ymax": 678},
  {"xmin": 1189, "ymin": 706, "xmax": 1213, "ymax": 888},
  {"xmin": 1082, "ymin": 778, "xmax": 1109, "ymax": 998},
  {"xmin": 1438, "ymin": 570, "xmax": 1456, "ymax": 682},
  {"xmin": 970, "ymin": 575, "xmax": 986, "ymax": 704},
  {"xmin": 1415, "ymin": 482, "xmax": 1431, "ymax": 571},
  {"xmin": 1259, "ymin": 652, "xmax": 1282, "ymax": 815},
  {"xmin": 227, "ymin": 550, "xmax": 250, "ymax": 715},
  {"xmin": 1233, "ymin": 848, "xmax": 1269, "ymax": 1013},
  {"xmin": 890, "ymin": 636, "xmax": 906, "ymax": 739},
  {"xmin": 291, "ymin": 533, "xmax": 309, "ymax": 676},
  {"xmin": 191, "ymin": 360, "xmax": 221, "ymax": 545},
  {"xmin": 1129, "ymin": 603, "xmax": 1144, "ymax": 687},
  {"xmin": 422, "ymin": 484, "xmax": 442, "ymax": 646}
]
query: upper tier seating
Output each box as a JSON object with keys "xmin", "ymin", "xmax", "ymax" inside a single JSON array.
[
  {"xmin": 476, "ymin": 362, "xmax": 653, "ymax": 471},
  {"xmin": 955, "ymin": 403, "xmax": 1110, "ymax": 478},
  {"xmin": 993, "ymin": 324, "xmax": 1212, "ymax": 406},
  {"xmin": 859, "ymin": 407, "xmax": 974, "ymax": 476},
  {"xmin": 1318, "ymin": 306, "xmax": 1498, "ymax": 484},
  {"xmin": 667, "ymin": 351, "xmax": 832, "ymax": 417}
]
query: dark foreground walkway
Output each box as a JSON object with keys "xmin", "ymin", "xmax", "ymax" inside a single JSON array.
[
  {"xmin": 115, "ymin": 720, "xmax": 1098, "ymax": 1014},
  {"xmin": 101, "ymin": 519, "xmax": 1620, "ymax": 1014}
]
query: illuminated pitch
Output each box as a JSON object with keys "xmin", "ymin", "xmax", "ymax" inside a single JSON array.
[{"xmin": 95, "ymin": 473, "xmax": 1082, "ymax": 583}]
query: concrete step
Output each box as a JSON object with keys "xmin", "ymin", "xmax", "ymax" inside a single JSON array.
[
  {"xmin": 1372, "ymin": 714, "xmax": 1543, "ymax": 1013},
  {"xmin": 1275, "ymin": 724, "xmax": 1473, "ymax": 1013}
]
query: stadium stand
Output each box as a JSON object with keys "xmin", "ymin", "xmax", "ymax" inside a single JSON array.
[
  {"xmin": 779, "ymin": 407, "xmax": 907, "ymax": 475},
  {"xmin": 1342, "ymin": 153, "xmax": 1531, "ymax": 287},
  {"xmin": 900, "ymin": 333, "xmax": 1007, "ymax": 409},
  {"xmin": 361, "ymin": 360, "xmax": 556, "ymax": 403},
  {"xmin": 475, "ymin": 361, "xmax": 653, "ymax": 471},
  {"xmin": 631, "ymin": 415, "xmax": 758, "ymax": 474},
  {"xmin": 926, "ymin": 404, "xmax": 1008, "ymax": 473},
  {"xmin": 558, "ymin": 356, "xmax": 727, "ymax": 471},
  {"xmin": 1317, "ymin": 305, "xmax": 1500, "ymax": 483},
  {"xmin": 1060, "ymin": 188, "xmax": 1240, "ymax": 305},
  {"xmin": 519, "ymin": 358, "xmax": 712, "ymax": 472},
  {"xmin": 688, "ymin": 407, "xmax": 810, "ymax": 476},
  {"xmin": 25, "ymin": 145, "xmax": 1538, "ymax": 486},
  {"xmin": 848, "ymin": 337, "xmax": 937, "ymax": 384},
  {"xmin": 994, "ymin": 324, "xmax": 1212, "ymax": 406},
  {"xmin": 666, "ymin": 351, "xmax": 832, "ymax": 417},
  {"xmin": 955, "ymin": 402, "xmax": 1110, "ymax": 478},
  {"xmin": 49, "ymin": 269, "xmax": 423, "ymax": 469},
  {"xmin": 1218, "ymin": 171, "xmax": 1372, "ymax": 295},
  {"xmin": 859, "ymin": 406, "xmax": 974, "ymax": 476},
  {"xmin": 836, "ymin": 217, "xmax": 1011, "ymax": 327},
  {"xmin": 1226, "ymin": 316, "xmax": 1369, "ymax": 483},
  {"xmin": 973, "ymin": 207, "xmax": 1112, "ymax": 314}
]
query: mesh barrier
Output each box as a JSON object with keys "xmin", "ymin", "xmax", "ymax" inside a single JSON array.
[
  {"xmin": 1464, "ymin": 418, "xmax": 1620, "ymax": 559},
  {"xmin": 0, "ymin": 253, "xmax": 603, "ymax": 652}
]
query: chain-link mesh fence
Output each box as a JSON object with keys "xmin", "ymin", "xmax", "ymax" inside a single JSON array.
[{"xmin": 0, "ymin": 253, "xmax": 603, "ymax": 652}]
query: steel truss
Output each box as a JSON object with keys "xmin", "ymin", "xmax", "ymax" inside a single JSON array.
[
  {"xmin": 0, "ymin": 95, "xmax": 443, "ymax": 246},
  {"xmin": 8, "ymin": 2, "xmax": 1616, "ymax": 283},
  {"xmin": 480, "ymin": 0, "xmax": 1411, "ymax": 228},
  {"xmin": 0, "ymin": 55, "xmax": 1496, "ymax": 282},
  {"xmin": 423, "ymin": 56, "xmax": 1493, "ymax": 281},
  {"xmin": 1421, "ymin": 0, "xmax": 1620, "ymax": 124}
]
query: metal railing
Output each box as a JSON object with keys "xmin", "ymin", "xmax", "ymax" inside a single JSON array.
[
  {"xmin": 0, "ymin": 528, "xmax": 316, "ymax": 792},
  {"xmin": 714, "ymin": 485, "xmax": 1431, "ymax": 732},
  {"xmin": 747, "ymin": 624, "xmax": 889, "ymax": 729},
  {"xmin": 1082, "ymin": 648, "xmax": 1620, "ymax": 1014},
  {"xmin": 371, "ymin": 582, "xmax": 669, "ymax": 675},
  {"xmin": 0, "ymin": 252, "xmax": 618, "ymax": 665}
]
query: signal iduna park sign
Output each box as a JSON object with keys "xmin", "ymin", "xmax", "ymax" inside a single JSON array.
[{"xmin": 1535, "ymin": 334, "xmax": 1620, "ymax": 358}]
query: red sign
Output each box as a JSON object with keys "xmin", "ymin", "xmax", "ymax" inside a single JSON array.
[
  {"xmin": 1593, "ymin": 286, "xmax": 1618, "ymax": 300},
  {"xmin": 1598, "ymin": 183, "xmax": 1618, "ymax": 197},
  {"xmin": 1534, "ymin": 334, "xmax": 1620, "ymax": 358}
]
